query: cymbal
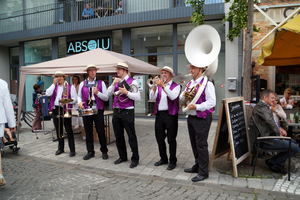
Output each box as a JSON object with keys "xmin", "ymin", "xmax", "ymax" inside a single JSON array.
[{"xmin": 59, "ymin": 99, "xmax": 73, "ymax": 103}]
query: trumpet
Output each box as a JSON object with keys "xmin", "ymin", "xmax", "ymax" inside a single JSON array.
[{"xmin": 147, "ymin": 77, "xmax": 166, "ymax": 88}]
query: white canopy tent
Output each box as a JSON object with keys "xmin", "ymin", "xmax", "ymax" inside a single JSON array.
[{"xmin": 17, "ymin": 48, "xmax": 159, "ymax": 133}]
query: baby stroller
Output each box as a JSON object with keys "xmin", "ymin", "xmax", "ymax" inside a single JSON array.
[{"xmin": 0, "ymin": 127, "xmax": 20, "ymax": 157}]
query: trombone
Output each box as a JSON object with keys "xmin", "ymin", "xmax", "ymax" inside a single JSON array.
[{"xmin": 57, "ymin": 81, "xmax": 73, "ymax": 138}]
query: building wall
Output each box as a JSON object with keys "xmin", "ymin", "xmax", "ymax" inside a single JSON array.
[
  {"xmin": 0, "ymin": 46, "xmax": 10, "ymax": 88},
  {"xmin": 252, "ymin": 1, "xmax": 300, "ymax": 88}
]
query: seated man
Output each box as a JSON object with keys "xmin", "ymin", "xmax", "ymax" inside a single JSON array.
[
  {"xmin": 82, "ymin": 3, "xmax": 94, "ymax": 20},
  {"xmin": 115, "ymin": 1, "xmax": 122, "ymax": 15},
  {"xmin": 251, "ymin": 89, "xmax": 299, "ymax": 174}
]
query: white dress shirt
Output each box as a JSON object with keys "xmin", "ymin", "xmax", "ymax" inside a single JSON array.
[
  {"xmin": 77, "ymin": 78, "xmax": 108, "ymax": 109},
  {"xmin": 149, "ymin": 80, "xmax": 180, "ymax": 111},
  {"xmin": 46, "ymin": 83, "xmax": 77, "ymax": 109},
  {"xmin": 107, "ymin": 75, "xmax": 141, "ymax": 109},
  {"xmin": 179, "ymin": 76, "xmax": 216, "ymax": 116},
  {"xmin": 0, "ymin": 79, "xmax": 16, "ymax": 130}
]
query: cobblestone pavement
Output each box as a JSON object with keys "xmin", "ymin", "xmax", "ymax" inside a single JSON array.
[
  {"xmin": 1, "ymin": 117, "xmax": 300, "ymax": 198},
  {"xmin": 1, "ymin": 155, "xmax": 299, "ymax": 200}
]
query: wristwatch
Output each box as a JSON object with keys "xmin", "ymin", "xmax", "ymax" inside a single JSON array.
[{"xmin": 275, "ymin": 110, "xmax": 279, "ymax": 114}]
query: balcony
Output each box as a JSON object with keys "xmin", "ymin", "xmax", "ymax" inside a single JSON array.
[{"xmin": 0, "ymin": 0, "xmax": 224, "ymax": 43}]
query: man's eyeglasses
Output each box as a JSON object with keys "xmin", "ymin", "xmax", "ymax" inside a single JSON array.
[
  {"xmin": 116, "ymin": 68, "xmax": 123, "ymax": 71},
  {"xmin": 288, "ymin": 93, "xmax": 292, "ymax": 95}
]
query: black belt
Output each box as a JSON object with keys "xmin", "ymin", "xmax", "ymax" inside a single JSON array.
[
  {"xmin": 114, "ymin": 107, "xmax": 132, "ymax": 113},
  {"xmin": 157, "ymin": 110, "xmax": 168, "ymax": 113}
]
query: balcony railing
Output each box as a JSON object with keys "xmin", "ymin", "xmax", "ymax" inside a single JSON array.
[{"xmin": 0, "ymin": 0, "xmax": 224, "ymax": 35}]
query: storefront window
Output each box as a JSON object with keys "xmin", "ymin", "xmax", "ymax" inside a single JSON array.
[
  {"xmin": 24, "ymin": 39, "xmax": 52, "ymax": 111},
  {"xmin": 10, "ymin": 47, "xmax": 19, "ymax": 65},
  {"xmin": 112, "ymin": 30, "xmax": 122, "ymax": 53},
  {"xmin": 131, "ymin": 25, "xmax": 173, "ymax": 55},
  {"xmin": 275, "ymin": 66, "xmax": 300, "ymax": 95},
  {"xmin": 58, "ymin": 37, "xmax": 66, "ymax": 58},
  {"xmin": 25, "ymin": 39, "xmax": 52, "ymax": 63}
]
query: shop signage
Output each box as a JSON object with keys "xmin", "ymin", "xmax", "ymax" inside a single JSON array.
[{"xmin": 67, "ymin": 37, "xmax": 110, "ymax": 55}]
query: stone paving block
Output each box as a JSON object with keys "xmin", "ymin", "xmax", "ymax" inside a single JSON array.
[
  {"xmin": 164, "ymin": 183, "xmax": 181, "ymax": 189},
  {"xmin": 180, "ymin": 184, "xmax": 195, "ymax": 190},
  {"xmin": 219, "ymin": 174, "xmax": 234, "ymax": 185},
  {"xmin": 152, "ymin": 176, "xmax": 164, "ymax": 182},
  {"xmin": 254, "ymin": 188, "xmax": 270, "ymax": 195},
  {"xmin": 239, "ymin": 192, "xmax": 256, "ymax": 198},
  {"xmin": 232, "ymin": 177, "xmax": 248, "ymax": 188},
  {"xmin": 223, "ymin": 190, "xmax": 240, "ymax": 196},
  {"xmin": 164, "ymin": 178, "xmax": 177, "ymax": 183},
  {"xmin": 206, "ymin": 183, "xmax": 222, "ymax": 189}
]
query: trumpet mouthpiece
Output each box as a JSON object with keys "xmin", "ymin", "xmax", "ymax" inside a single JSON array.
[{"xmin": 185, "ymin": 74, "xmax": 192, "ymax": 77}]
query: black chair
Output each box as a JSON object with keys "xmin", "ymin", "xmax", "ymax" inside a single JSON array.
[{"xmin": 250, "ymin": 124, "xmax": 292, "ymax": 181}]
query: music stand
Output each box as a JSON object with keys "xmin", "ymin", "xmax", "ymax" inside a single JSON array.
[{"xmin": 35, "ymin": 94, "xmax": 54, "ymax": 139}]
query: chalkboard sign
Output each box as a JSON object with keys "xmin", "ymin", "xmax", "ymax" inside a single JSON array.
[
  {"xmin": 210, "ymin": 97, "xmax": 251, "ymax": 178},
  {"xmin": 228, "ymin": 100, "xmax": 249, "ymax": 160}
]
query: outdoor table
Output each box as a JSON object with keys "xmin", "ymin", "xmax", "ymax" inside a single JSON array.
[
  {"xmin": 94, "ymin": 8, "xmax": 114, "ymax": 18},
  {"xmin": 286, "ymin": 120, "xmax": 300, "ymax": 138}
]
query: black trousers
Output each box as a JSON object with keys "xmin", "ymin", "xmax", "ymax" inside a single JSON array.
[
  {"xmin": 82, "ymin": 109, "xmax": 108, "ymax": 154},
  {"xmin": 112, "ymin": 108, "xmax": 139, "ymax": 162},
  {"xmin": 187, "ymin": 114, "xmax": 212, "ymax": 176},
  {"xmin": 155, "ymin": 111, "xmax": 178, "ymax": 164},
  {"xmin": 52, "ymin": 106, "xmax": 75, "ymax": 152}
]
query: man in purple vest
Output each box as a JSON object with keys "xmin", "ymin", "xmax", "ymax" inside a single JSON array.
[
  {"xmin": 107, "ymin": 62, "xmax": 140, "ymax": 168},
  {"xmin": 149, "ymin": 66, "xmax": 180, "ymax": 170},
  {"xmin": 46, "ymin": 71, "xmax": 77, "ymax": 157},
  {"xmin": 180, "ymin": 65, "xmax": 216, "ymax": 182},
  {"xmin": 78, "ymin": 64, "xmax": 109, "ymax": 160}
]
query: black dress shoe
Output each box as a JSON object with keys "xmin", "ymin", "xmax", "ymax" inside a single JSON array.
[
  {"xmin": 102, "ymin": 152, "xmax": 109, "ymax": 160},
  {"xmin": 271, "ymin": 164, "xmax": 287, "ymax": 175},
  {"xmin": 154, "ymin": 160, "xmax": 168, "ymax": 166},
  {"xmin": 69, "ymin": 152, "xmax": 76, "ymax": 157},
  {"xmin": 130, "ymin": 161, "xmax": 139, "ymax": 168},
  {"xmin": 83, "ymin": 152, "xmax": 95, "ymax": 160},
  {"xmin": 114, "ymin": 158, "xmax": 127, "ymax": 165},
  {"xmin": 184, "ymin": 167, "xmax": 198, "ymax": 173},
  {"xmin": 55, "ymin": 150, "xmax": 64, "ymax": 155},
  {"xmin": 167, "ymin": 163, "xmax": 176, "ymax": 170},
  {"xmin": 191, "ymin": 175, "xmax": 208, "ymax": 182},
  {"xmin": 265, "ymin": 159, "xmax": 273, "ymax": 168}
]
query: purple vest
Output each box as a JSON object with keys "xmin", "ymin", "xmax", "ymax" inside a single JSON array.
[
  {"xmin": 113, "ymin": 77, "xmax": 134, "ymax": 109},
  {"xmin": 81, "ymin": 80, "xmax": 104, "ymax": 110},
  {"xmin": 154, "ymin": 82, "xmax": 179, "ymax": 115},
  {"xmin": 187, "ymin": 78, "xmax": 214, "ymax": 118},
  {"xmin": 48, "ymin": 84, "xmax": 72, "ymax": 111}
]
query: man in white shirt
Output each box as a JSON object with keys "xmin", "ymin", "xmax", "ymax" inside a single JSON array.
[
  {"xmin": 107, "ymin": 62, "xmax": 140, "ymax": 168},
  {"xmin": 180, "ymin": 65, "xmax": 216, "ymax": 182},
  {"xmin": 0, "ymin": 79, "xmax": 16, "ymax": 186},
  {"xmin": 149, "ymin": 66, "xmax": 180, "ymax": 170},
  {"xmin": 46, "ymin": 71, "xmax": 77, "ymax": 157},
  {"xmin": 78, "ymin": 65, "xmax": 109, "ymax": 160}
]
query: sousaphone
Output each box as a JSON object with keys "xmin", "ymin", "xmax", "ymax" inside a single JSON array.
[{"xmin": 182, "ymin": 24, "xmax": 221, "ymax": 113}]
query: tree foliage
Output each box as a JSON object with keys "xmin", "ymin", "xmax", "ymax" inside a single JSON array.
[
  {"xmin": 224, "ymin": 0, "xmax": 260, "ymax": 41},
  {"xmin": 185, "ymin": 0, "xmax": 206, "ymax": 26}
]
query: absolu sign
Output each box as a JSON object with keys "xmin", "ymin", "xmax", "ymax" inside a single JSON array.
[{"xmin": 67, "ymin": 37, "xmax": 110, "ymax": 55}]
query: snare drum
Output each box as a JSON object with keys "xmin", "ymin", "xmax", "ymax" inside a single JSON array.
[{"xmin": 77, "ymin": 108, "xmax": 98, "ymax": 117}]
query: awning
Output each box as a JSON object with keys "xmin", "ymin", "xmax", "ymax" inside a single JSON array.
[{"xmin": 257, "ymin": 14, "xmax": 300, "ymax": 66}]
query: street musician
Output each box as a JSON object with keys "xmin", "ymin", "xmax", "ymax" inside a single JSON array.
[
  {"xmin": 149, "ymin": 66, "xmax": 180, "ymax": 170},
  {"xmin": 46, "ymin": 71, "xmax": 77, "ymax": 157},
  {"xmin": 180, "ymin": 65, "xmax": 216, "ymax": 182},
  {"xmin": 78, "ymin": 64, "xmax": 109, "ymax": 161},
  {"xmin": 107, "ymin": 62, "xmax": 140, "ymax": 168}
]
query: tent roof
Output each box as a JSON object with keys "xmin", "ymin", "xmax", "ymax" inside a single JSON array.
[
  {"xmin": 20, "ymin": 48, "xmax": 160, "ymax": 75},
  {"xmin": 257, "ymin": 14, "xmax": 300, "ymax": 66}
]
